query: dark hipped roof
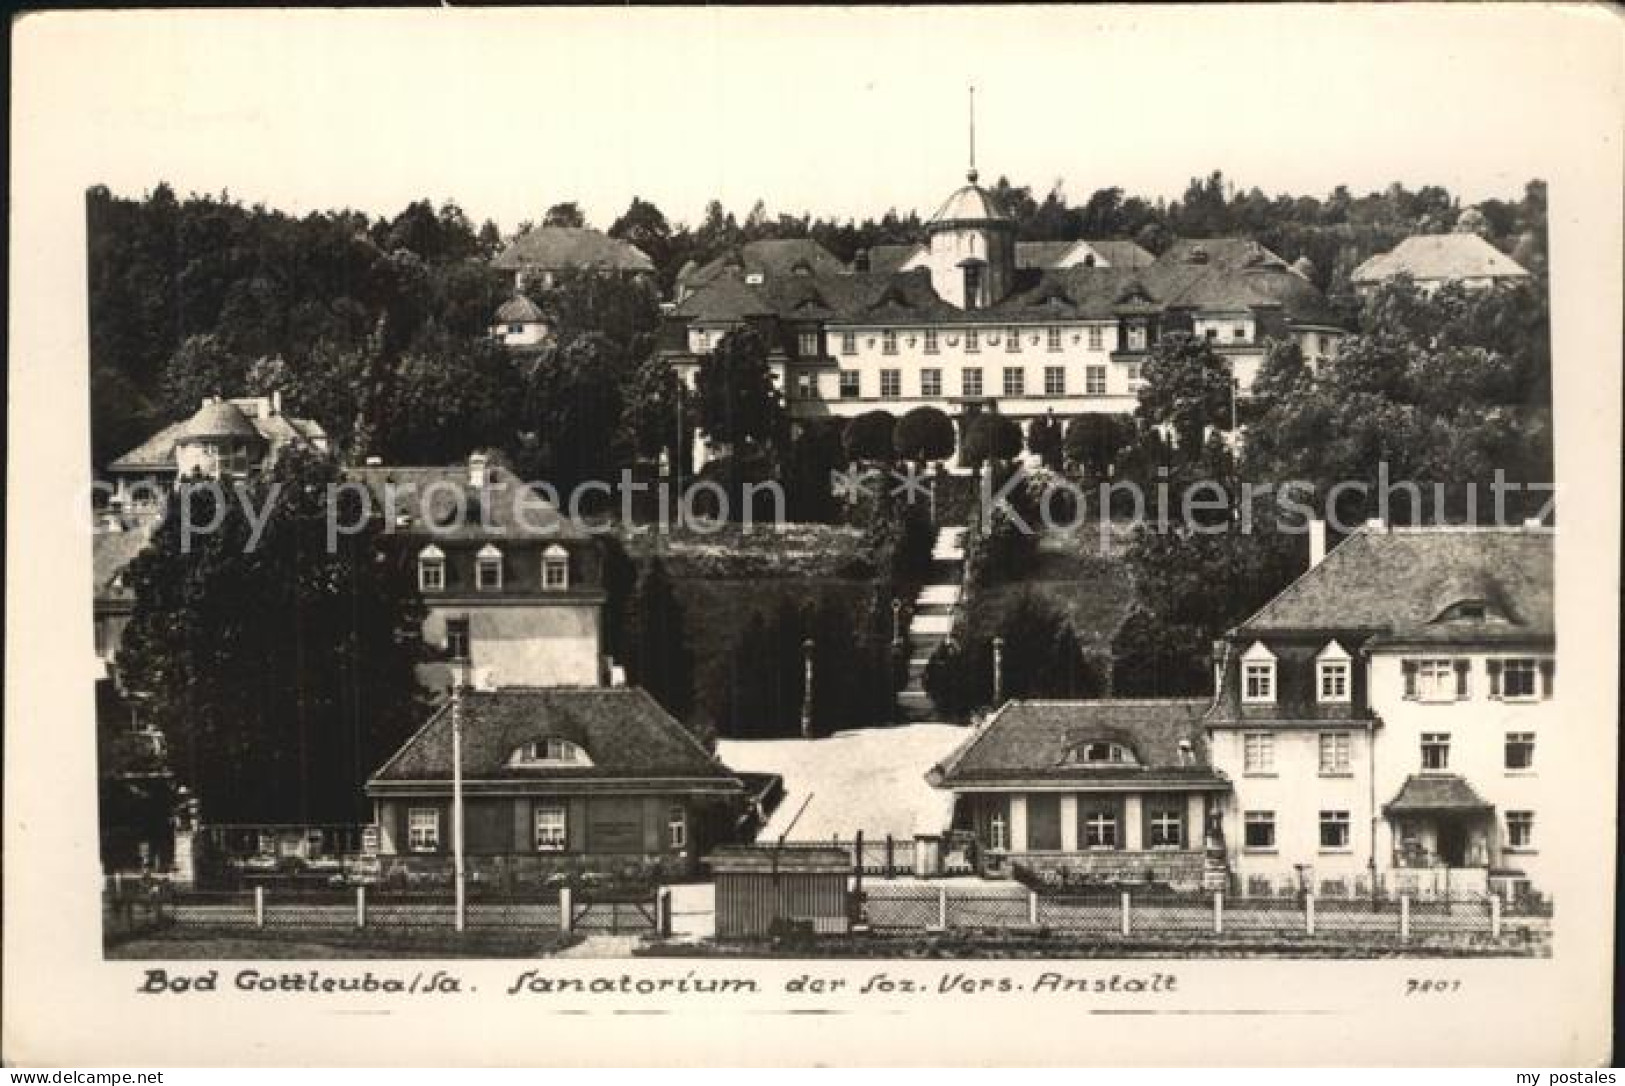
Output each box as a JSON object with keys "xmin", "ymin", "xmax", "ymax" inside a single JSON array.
[
  {"xmin": 928, "ymin": 699, "xmax": 1226, "ymax": 789},
  {"xmin": 683, "ymin": 239, "xmax": 849, "ymax": 293},
  {"xmin": 1238, "ymin": 526, "xmax": 1554, "ymax": 645},
  {"xmin": 1015, "ymin": 239, "xmax": 1155, "ymax": 271},
  {"xmin": 348, "ymin": 462, "xmax": 591, "ymax": 542},
  {"xmin": 1383, "ymin": 774, "xmax": 1493, "ymax": 814},
  {"xmin": 179, "ymin": 400, "xmax": 262, "ymax": 442},
  {"xmin": 368, "ymin": 687, "xmax": 742, "ymax": 791},
  {"xmin": 863, "ymin": 243, "xmax": 923, "ymax": 275},
  {"xmin": 1087, "ymin": 239, "xmax": 1156, "ymax": 269},
  {"xmin": 108, "ymin": 398, "xmax": 328, "ymax": 473},
  {"xmin": 1352, "ymin": 233, "xmax": 1530, "ymax": 285},
  {"xmin": 493, "ymin": 227, "xmax": 654, "ymax": 274},
  {"xmin": 668, "ymin": 239, "xmax": 1340, "ymax": 330}
]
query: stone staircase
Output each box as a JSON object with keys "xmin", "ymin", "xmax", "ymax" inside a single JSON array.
[{"xmin": 896, "ymin": 526, "xmax": 967, "ymax": 723}]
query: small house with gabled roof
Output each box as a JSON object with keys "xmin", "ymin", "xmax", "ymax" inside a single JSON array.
[
  {"xmin": 926, "ymin": 698, "xmax": 1230, "ymax": 889},
  {"xmin": 365, "ymin": 686, "xmax": 746, "ymax": 886}
]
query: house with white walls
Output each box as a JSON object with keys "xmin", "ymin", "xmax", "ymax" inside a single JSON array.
[{"xmin": 1206, "ymin": 522, "xmax": 1554, "ymax": 901}]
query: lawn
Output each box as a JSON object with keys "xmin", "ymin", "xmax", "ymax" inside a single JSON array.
[{"xmin": 718, "ymin": 723, "xmax": 969, "ymax": 841}]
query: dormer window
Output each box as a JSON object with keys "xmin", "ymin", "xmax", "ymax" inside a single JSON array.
[
  {"xmin": 417, "ymin": 545, "xmax": 446, "ymax": 592},
  {"xmin": 475, "ymin": 545, "xmax": 503, "ymax": 591},
  {"xmin": 1241, "ymin": 642, "xmax": 1277, "ymax": 704},
  {"xmin": 512, "ymin": 738, "xmax": 591, "ymax": 766},
  {"xmin": 542, "ymin": 545, "xmax": 569, "ymax": 591},
  {"xmin": 1316, "ymin": 641, "xmax": 1352, "ymax": 704},
  {"xmin": 1066, "ymin": 740, "xmax": 1138, "ymax": 766}
]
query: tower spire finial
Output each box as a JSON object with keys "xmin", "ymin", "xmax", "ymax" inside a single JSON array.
[{"xmin": 967, "ymin": 84, "xmax": 978, "ymax": 184}]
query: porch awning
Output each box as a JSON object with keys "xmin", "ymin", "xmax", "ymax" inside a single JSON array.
[{"xmin": 1383, "ymin": 774, "xmax": 1493, "ymax": 815}]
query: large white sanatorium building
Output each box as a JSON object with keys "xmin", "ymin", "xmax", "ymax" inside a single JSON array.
[{"xmin": 659, "ymin": 168, "xmax": 1347, "ymax": 452}]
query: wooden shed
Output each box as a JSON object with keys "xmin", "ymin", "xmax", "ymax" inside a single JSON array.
[{"xmin": 707, "ymin": 846, "xmax": 852, "ymax": 939}]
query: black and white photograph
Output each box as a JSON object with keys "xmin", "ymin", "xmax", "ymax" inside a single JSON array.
[{"xmin": 5, "ymin": 4, "xmax": 1620, "ymax": 1068}]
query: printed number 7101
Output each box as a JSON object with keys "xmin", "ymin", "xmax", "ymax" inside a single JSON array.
[{"xmin": 1405, "ymin": 979, "xmax": 1462, "ymax": 995}]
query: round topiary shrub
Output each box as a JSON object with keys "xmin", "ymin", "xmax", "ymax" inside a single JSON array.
[
  {"xmin": 894, "ymin": 405, "xmax": 956, "ymax": 463},
  {"xmin": 843, "ymin": 410, "xmax": 899, "ymax": 463}
]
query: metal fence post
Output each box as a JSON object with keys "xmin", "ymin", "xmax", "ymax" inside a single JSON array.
[
  {"xmin": 935, "ymin": 886, "xmax": 948, "ymax": 931},
  {"xmin": 1213, "ymin": 891, "xmax": 1224, "ymax": 935},
  {"xmin": 1305, "ymin": 892, "xmax": 1316, "ymax": 936},
  {"xmin": 1120, "ymin": 890, "xmax": 1131, "ymax": 936},
  {"xmin": 1028, "ymin": 889, "xmax": 1039, "ymax": 926},
  {"xmin": 1490, "ymin": 893, "xmax": 1502, "ymax": 939},
  {"xmin": 658, "ymin": 887, "xmax": 673, "ymax": 938},
  {"xmin": 1399, "ymin": 893, "xmax": 1411, "ymax": 941},
  {"xmin": 254, "ymin": 886, "xmax": 265, "ymax": 929},
  {"xmin": 885, "ymin": 835, "xmax": 894, "ymax": 879},
  {"xmin": 560, "ymin": 886, "xmax": 573, "ymax": 933},
  {"xmin": 356, "ymin": 885, "xmax": 366, "ymax": 929}
]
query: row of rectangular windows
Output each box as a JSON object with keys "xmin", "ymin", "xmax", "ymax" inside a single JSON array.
[
  {"xmin": 828, "ymin": 365, "xmax": 1114, "ymax": 400},
  {"xmin": 986, "ymin": 805, "xmax": 1188, "ymax": 852},
  {"xmin": 405, "ymin": 804, "xmax": 687, "ymax": 853},
  {"xmin": 1241, "ymin": 655, "xmax": 1553, "ymax": 705},
  {"xmin": 1240, "ymin": 810, "xmax": 1535, "ymax": 851},
  {"xmin": 1240, "ymin": 730, "xmax": 1538, "ymax": 775},
  {"xmin": 418, "ymin": 551, "xmax": 569, "ymax": 593}
]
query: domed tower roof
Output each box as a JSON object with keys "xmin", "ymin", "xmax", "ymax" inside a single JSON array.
[
  {"xmin": 928, "ymin": 171, "xmax": 1013, "ymax": 231},
  {"xmin": 178, "ymin": 399, "xmax": 260, "ymax": 443}
]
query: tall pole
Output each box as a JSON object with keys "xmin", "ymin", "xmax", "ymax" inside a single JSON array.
[
  {"xmin": 968, "ymin": 85, "xmax": 976, "ymax": 178},
  {"xmin": 801, "ymin": 638, "xmax": 815, "ymax": 740},
  {"xmin": 451, "ymin": 666, "xmax": 467, "ymax": 933},
  {"xmin": 673, "ymin": 380, "xmax": 684, "ymax": 531},
  {"xmin": 992, "ymin": 636, "xmax": 1005, "ymax": 704}
]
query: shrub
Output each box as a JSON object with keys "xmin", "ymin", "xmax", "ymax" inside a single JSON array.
[
  {"xmin": 1026, "ymin": 413, "xmax": 1064, "ymax": 470},
  {"xmin": 1064, "ymin": 413, "xmax": 1133, "ymax": 478},
  {"xmin": 961, "ymin": 413, "xmax": 1022, "ymax": 469},
  {"xmin": 894, "ymin": 406, "xmax": 956, "ymax": 463},
  {"xmin": 842, "ymin": 410, "xmax": 898, "ymax": 463}
]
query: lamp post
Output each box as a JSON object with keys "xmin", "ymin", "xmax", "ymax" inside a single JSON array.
[
  {"xmin": 450, "ymin": 662, "xmax": 469, "ymax": 933},
  {"xmin": 800, "ymin": 638, "xmax": 815, "ymax": 740},
  {"xmin": 992, "ymin": 636, "xmax": 1005, "ymax": 704}
]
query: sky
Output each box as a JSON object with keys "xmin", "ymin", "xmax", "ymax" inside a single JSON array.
[{"xmin": 21, "ymin": 6, "xmax": 1620, "ymax": 232}]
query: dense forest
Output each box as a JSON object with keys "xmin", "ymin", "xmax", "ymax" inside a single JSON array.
[{"xmin": 87, "ymin": 173, "xmax": 1548, "ymax": 471}]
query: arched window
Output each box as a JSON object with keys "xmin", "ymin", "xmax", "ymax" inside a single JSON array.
[
  {"xmin": 475, "ymin": 544, "xmax": 503, "ymax": 592},
  {"xmin": 512, "ymin": 738, "xmax": 592, "ymax": 766},
  {"xmin": 417, "ymin": 544, "xmax": 446, "ymax": 592},
  {"xmin": 542, "ymin": 545, "xmax": 569, "ymax": 591}
]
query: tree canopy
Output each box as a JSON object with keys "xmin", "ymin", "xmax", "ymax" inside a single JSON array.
[{"xmin": 115, "ymin": 449, "xmax": 427, "ymax": 823}]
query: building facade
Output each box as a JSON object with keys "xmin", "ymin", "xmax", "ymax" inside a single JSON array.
[
  {"xmin": 366, "ymin": 686, "xmax": 747, "ymax": 885},
  {"xmin": 1206, "ymin": 523, "xmax": 1555, "ymax": 900},
  {"xmin": 659, "ymin": 170, "xmax": 1346, "ymax": 464},
  {"xmin": 927, "ymin": 699, "xmax": 1231, "ymax": 890},
  {"xmin": 105, "ymin": 393, "xmax": 329, "ymax": 509},
  {"xmin": 351, "ymin": 454, "xmax": 607, "ymax": 692}
]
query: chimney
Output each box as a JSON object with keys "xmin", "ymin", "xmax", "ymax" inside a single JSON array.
[
  {"xmin": 468, "ymin": 452, "xmax": 489, "ymax": 489},
  {"xmin": 1308, "ymin": 518, "xmax": 1327, "ymax": 568},
  {"xmin": 854, "ymin": 248, "xmax": 871, "ymax": 274}
]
